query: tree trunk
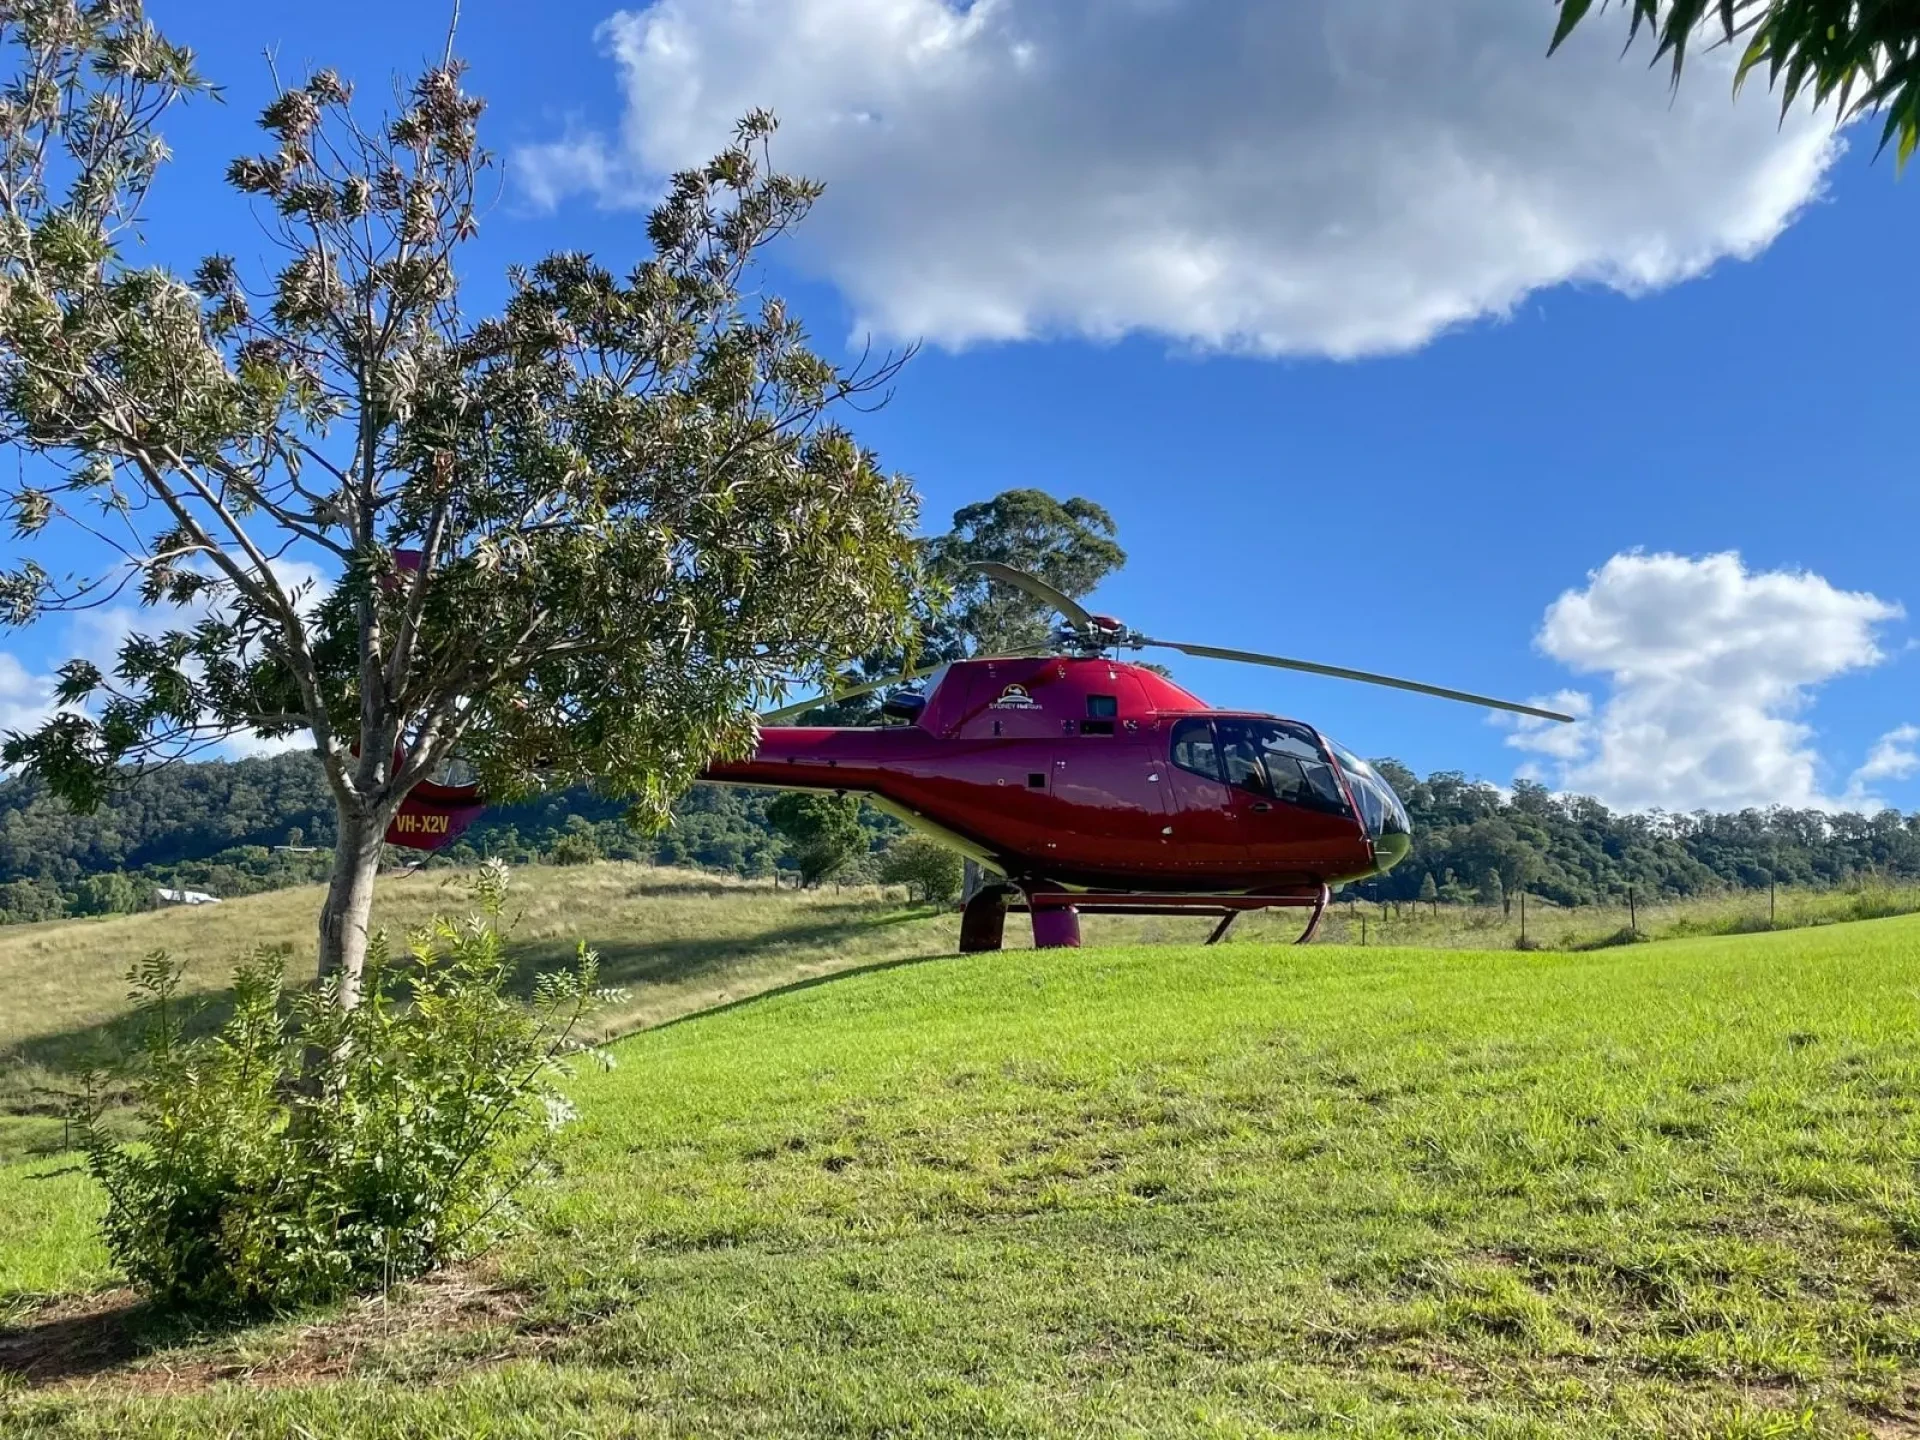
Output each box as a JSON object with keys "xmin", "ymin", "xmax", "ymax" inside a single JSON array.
[{"xmin": 318, "ymin": 808, "xmax": 386, "ymax": 1009}]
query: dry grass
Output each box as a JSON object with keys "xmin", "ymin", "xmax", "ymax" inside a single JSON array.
[
  {"xmin": 0, "ymin": 864, "xmax": 958, "ymax": 1159},
  {"xmin": 1286, "ymin": 880, "xmax": 1920, "ymax": 952},
  {"xmin": 0, "ymin": 864, "xmax": 936, "ymax": 1049},
  {"xmin": 0, "ymin": 1264, "xmax": 528, "ymax": 1395},
  {"xmin": 0, "ymin": 860, "xmax": 1323, "ymax": 1060}
]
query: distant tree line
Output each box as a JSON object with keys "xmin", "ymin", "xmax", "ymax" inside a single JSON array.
[
  {"xmin": 1, "ymin": 750, "xmax": 1915, "ymax": 926},
  {"xmin": 1366, "ymin": 762, "xmax": 1920, "ymax": 914},
  {"xmin": 0, "ymin": 752, "xmax": 910, "ymax": 923}
]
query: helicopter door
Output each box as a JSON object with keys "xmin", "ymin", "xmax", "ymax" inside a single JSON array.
[
  {"xmin": 1214, "ymin": 718, "xmax": 1360, "ymax": 876},
  {"xmin": 1162, "ymin": 718, "xmax": 1248, "ymax": 878},
  {"xmin": 1048, "ymin": 721, "xmax": 1173, "ymax": 873}
]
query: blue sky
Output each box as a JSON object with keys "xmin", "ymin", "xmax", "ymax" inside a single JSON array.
[{"xmin": 5, "ymin": 0, "xmax": 1915, "ymax": 812}]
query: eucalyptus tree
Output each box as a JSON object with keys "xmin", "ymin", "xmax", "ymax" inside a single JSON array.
[
  {"xmin": 1550, "ymin": 0, "xmax": 1920, "ymax": 163},
  {"xmin": 791, "ymin": 487, "xmax": 1129, "ymax": 726},
  {"xmin": 926, "ymin": 489, "xmax": 1126, "ymax": 655},
  {"xmin": 0, "ymin": 2, "xmax": 920, "ymax": 1005}
]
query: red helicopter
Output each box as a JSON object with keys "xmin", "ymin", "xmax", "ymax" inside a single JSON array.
[
  {"xmin": 386, "ymin": 562, "xmax": 1571, "ymax": 949},
  {"xmin": 701, "ymin": 563, "xmax": 1575, "ymax": 952}
]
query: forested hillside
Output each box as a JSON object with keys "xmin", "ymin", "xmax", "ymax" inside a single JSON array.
[
  {"xmin": 0, "ymin": 755, "xmax": 891, "ymax": 923},
  {"xmin": 1369, "ymin": 761, "xmax": 1920, "ymax": 909},
  {"xmin": 0, "ymin": 752, "xmax": 1915, "ymax": 925}
]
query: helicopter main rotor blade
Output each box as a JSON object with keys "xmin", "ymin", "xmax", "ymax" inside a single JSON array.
[
  {"xmin": 968, "ymin": 561, "xmax": 1096, "ymax": 633},
  {"xmin": 760, "ymin": 661, "xmax": 953, "ymax": 724},
  {"xmin": 1139, "ymin": 638, "xmax": 1578, "ymax": 723}
]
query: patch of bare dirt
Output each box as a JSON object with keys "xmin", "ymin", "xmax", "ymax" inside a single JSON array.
[
  {"xmin": 0, "ymin": 1267, "xmax": 530, "ymax": 1396},
  {"xmin": 1866, "ymin": 1381, "xmax": 1920, "ymax": 1439}
]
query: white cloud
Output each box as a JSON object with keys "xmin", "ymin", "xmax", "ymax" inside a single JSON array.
[
  {"xmin": 515, "ymin": 0, "xmax": 1842, "ymax": 356},
  {"xmin": 0, "ymin": 651, "xmax": 55, "ymax": 740},
  {"xmin": 516, "ymin": 130, "xmax": 621, "ymax": 212},
  {"xmin": 1508, "ymin": 552, "xmax": 1906, "ymax": 813},
  {"xmin": 56, "ymin": 557, "xmax": 332, "ymax": 761},
  {"xmin": 216, "ymin": 729, "xmax": 312, "ymax": 760},
  {"xmin": 1852, "ymin": 724, "xmax": 1920, "ymax": 784},
  {"xmin": 1506, "ymin": 688, "xmax": 1593, "ymax": 762},
  {"xmin": 1842, "ymin": 724, "xmax": 1920, "ymax": 811}
]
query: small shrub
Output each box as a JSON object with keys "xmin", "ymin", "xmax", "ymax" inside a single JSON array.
[
  {"xmin": 78, "ymin": 861, "xmax": 617, "ymax": 1314},
  {"xmin": 70, "ymin": 871, "xmax": 145, "ymax": 916},
  {"xmin": 548, "ymin": 832, "xmax": 601, "ymax": 866},
  {"xmin": 878, "ymin": 835, "xmax": 964, "ymax": 905},
  {"xmin": 765, "ymin": 792, "xmax": 866, "ymax": 886},
  {"xmin": 1573, "ymin": 926, "xmax": 1651, "ymax": 952}
]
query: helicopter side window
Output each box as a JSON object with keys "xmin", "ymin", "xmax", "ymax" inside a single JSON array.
[
  {"xmin": 1248, "ymin": 721, "xmax": 1350, "ymax": 815},
  {"xmin": 1170, "ymin": 718, "xmax": 1223, "ymax": 783},
  {"xmin": 1211, "ymin": 719, "xmax": 1271, "ymax": 796}
]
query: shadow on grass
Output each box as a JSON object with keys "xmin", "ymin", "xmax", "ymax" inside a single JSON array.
[
  {"xmin": 632, "ymin": 946, "xmax": 963, "ymax": 1040},
  {"xmin": 615, "ymin": 877, "xmax": 798, "ymax": 900},
  {"xmin": 507, "ymin": 903, "xmax": 947, "ymax": 997},
  {"xmin": 0, "ymin": 1289, "xmax": 208, "ymax": 1388},
  {"xmin": 2, "ymin": 905, "xmax": 956, "ymax": 1157}
]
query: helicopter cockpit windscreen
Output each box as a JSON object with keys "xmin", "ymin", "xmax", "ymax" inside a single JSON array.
[
  {"xmin": 1209, "ymin": 719, "xmax": 1351, "ymax": 816},
  {"xmin": 1324, "ymin": 740, "xmax": 1411, "ymax": 841}
]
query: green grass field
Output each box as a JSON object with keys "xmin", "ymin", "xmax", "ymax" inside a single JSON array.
[
  {"xmin": 2, "ymin": 868, "xmax": 1917, "ymax": 1436},
  {"xmin": 4, "ymin": 866, "xmax": 1911, "ymax": 1164}
]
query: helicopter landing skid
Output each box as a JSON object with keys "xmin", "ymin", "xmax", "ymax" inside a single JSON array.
[{"xmin": 960, "ymin": 884, "xmax": 1331, "ymax": 953}]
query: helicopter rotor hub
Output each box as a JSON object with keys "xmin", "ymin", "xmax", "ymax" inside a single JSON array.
[{"xmin": 1055, "ymin": 618, "xmax": 1141, "ymax": 657}]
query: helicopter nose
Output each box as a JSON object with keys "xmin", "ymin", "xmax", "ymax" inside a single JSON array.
[
  {"xmin": 1369, "ymin": 829, "xmax": 1411, "ymax": 874},
  {"xmin": 1326, "ymin": 747, "xmax": 1412, "ymax": 872}
]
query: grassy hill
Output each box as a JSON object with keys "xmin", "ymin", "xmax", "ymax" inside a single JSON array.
[
  {"xmin": 0, "ymin": 866, "xmax": 961, "ymax": 1160},
  {"xmin": 2, "ymin": 884, "xmax": 1918, "ymax": 1435}
]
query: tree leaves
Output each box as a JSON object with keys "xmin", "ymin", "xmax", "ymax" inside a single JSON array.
[
  {"xmin": 926, "ymin": 489, "xmax": 1127, "ymax": 656},
  {"xmin": 1551, "ymin": 0, "xmax": 1920, "ymax": 168},
  {"xmin": 0, "ymin": 5, "xmax": 922, "ymax": 858},
  {"xmin": 1548, "ymin": 0, "xmax": 1597, "ymax": 55}
]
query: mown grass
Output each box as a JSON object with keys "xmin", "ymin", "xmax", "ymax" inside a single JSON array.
[{"xmin": 4, "ymin": 907, "xmax": 1919, "ymax": 1435}]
